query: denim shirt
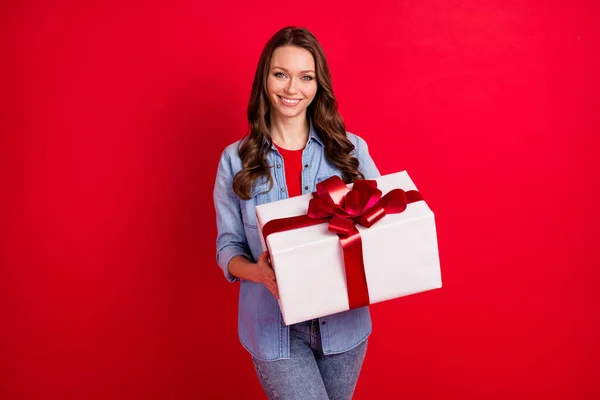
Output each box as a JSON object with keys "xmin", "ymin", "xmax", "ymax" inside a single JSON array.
[{"xmin": 213, "ymin": 122, "xmax": 381, "ymax": 361}]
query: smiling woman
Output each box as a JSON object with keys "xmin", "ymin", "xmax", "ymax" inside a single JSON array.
[{"xmin": 213, "ymin": 26, "xmax": 380, "ymax": 399}]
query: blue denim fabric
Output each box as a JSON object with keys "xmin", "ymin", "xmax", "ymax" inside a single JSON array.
[
  {"xmin": 214, "ymin": 121, "xmax": 380, "ymax": 361},
  {"xmin": 251, "ymin": 319, "xmax": 368, "ymax": 400}
]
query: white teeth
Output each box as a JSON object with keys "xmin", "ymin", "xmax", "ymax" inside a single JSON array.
[{"xmin": 280, "ymin": 97, "xmax": 301, "ymax": 104}]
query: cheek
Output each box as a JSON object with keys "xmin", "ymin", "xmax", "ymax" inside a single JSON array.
[
  {"xmin": 306, "ymin": 83, "xmax": 318, "ymax": 100},
  {"xmin": 266, "ymin": 77, "xmax": 279, "ymax": 97}
]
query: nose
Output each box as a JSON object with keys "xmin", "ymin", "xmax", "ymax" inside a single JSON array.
[{"xmin": 284, "ymin": 77, "xmax": 298, "ymax": 95}]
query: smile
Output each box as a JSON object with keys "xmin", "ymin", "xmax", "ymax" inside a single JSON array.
[{"xmin": 278, "ymin": 96, "xmax": 302, "ymax": 107}]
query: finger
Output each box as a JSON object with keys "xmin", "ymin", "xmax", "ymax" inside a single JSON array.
[
  {"xmin": 270, "ymin": 286, "xmax": 279, "ymax": 300},
  {"xmin": 264, "ymin": 280, "xmax": 278, "ymax": 299},
  {"xmin": 259, "ymin": 250, "xmax": 270, "ymax": 263},
  {"xmin": 269, "ymin": 281, "xmax": 279, "ymax": 299},
  {"xmin": 263, "ymin": 252, "xmax": 273, "ymax": 266},
  {"xmin": 265, "ymin": 268, "xmax": 277, "ymax": 281}
]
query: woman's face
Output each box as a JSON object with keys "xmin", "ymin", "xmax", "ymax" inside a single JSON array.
[{"xmin": 266, "ymin": 45, "xmax": 318, "ymax": 121}]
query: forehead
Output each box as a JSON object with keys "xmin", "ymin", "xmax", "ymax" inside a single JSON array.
[{"xmin": 270, "ymin": 46, "xmax": 315, "ymax": 71}]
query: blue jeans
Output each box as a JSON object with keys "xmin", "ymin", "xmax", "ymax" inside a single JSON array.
[{"xmin": 251, "ymin": 319, "xmax": 368, "ymax": 399}]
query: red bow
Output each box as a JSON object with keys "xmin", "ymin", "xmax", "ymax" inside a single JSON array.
[{"xmin": 262, "ymin": 175, "xmax": 423, "ymax": 309}]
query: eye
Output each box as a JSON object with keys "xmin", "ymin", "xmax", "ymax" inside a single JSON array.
[
  {"xmin": 301, "ymin": 76, "xmax": 314, "ymax": 81},
  {"xmin": 274, "ymin": 72, "xmax": 287, "ymax": 78}
]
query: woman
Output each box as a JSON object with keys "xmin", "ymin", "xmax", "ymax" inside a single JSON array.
[{"xmin": 213, "ymin": 26, "xmax": 380, "ymax": 399}]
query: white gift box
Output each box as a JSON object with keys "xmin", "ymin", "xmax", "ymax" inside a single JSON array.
[{"xmin": 255, "ymin": 171, "xmax": 442, "ymax": 326}]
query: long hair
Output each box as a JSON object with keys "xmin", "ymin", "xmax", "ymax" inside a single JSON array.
[{"xmin": 232, "ymin": 26, "xmax": 363, "ymax": 200}]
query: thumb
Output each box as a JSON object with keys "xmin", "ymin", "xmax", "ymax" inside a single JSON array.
[{"xmin": 258, "ymin": 250, "xmax": 271, "ymax": 264}]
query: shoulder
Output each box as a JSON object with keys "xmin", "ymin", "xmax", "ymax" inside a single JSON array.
[
  {"xmin": 345, "ymin": 131, "xmax": 370, "ymax": 156},
  {"xmin": 221, "ymin": 139, "xmax": 243, "ymax": 159},
  {"xmin": 215, "ymin": 139, "xmax": 245, "ymax": 180},
  {"xmin": 218, "ymin": 139, "xmax": 245, "ymax": 171}
]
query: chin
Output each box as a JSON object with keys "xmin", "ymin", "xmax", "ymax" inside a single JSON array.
[{"xmin": 274, "ymin": 107, "xmax": 306, "ymax": 120}]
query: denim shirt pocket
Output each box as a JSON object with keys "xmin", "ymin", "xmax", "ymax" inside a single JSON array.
[{"xmin": 241, "ymin": 180, "xmax": 271, "ymax": 229}]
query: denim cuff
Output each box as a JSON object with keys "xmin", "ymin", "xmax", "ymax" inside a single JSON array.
[{"xmin": 218, "ymin": 245, "xmax": 250, "ymax": 283}]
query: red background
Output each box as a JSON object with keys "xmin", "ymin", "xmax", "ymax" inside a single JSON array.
[{"xmin": 2, "ymin": 1, "xmax": 599, "ymax": 399}]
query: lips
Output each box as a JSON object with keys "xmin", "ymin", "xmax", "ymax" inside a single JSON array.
[{"xmin": 278, "ymin": 95, "xmax": 302, "ymax": 107}]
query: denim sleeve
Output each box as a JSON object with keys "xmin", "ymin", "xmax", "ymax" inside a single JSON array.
[
  {"xmin": 213, "ymin": 149, "xmax": 250, "ymax": 283},
  {"xmin": 355, "ymin": 135, "xmax": 381, "ymax": 179}
]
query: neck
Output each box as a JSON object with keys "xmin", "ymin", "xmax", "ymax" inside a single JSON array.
[{"xmin": 269, "ymin": 113, "xmax": 309, "ymax": 150}]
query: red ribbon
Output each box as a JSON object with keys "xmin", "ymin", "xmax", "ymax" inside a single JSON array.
[{"xmin": 262, "ymin": 176, "xmax": 424, "ymax": 309}]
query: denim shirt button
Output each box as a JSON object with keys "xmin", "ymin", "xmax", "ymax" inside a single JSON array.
[
  {"xmin": 280, "ymin": 187, "xmax": 285, "ymax": 192},
  {"xmin": 276, "ymin": 164, "xmax": 281, "ymax": 168},
  {"xmin": 304, "ymin": 186, "xmax": 309, "ymax": 190},
  {"xmin": 304, "ymin": 164, "xmax": 309, "ymax": 168},
  {"xmin": 321, "ymin": 321, "xmax": 326, "ymax": 325}
]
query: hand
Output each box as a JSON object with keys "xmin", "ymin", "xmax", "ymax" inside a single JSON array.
[{"xmin": 254, "ymin": 251, "xmax": 279, "ymax": 300}]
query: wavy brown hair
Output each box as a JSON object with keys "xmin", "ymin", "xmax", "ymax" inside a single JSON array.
[{"xmin": 233, "ymin": 26, "xmax": 363, "ymax": 200}]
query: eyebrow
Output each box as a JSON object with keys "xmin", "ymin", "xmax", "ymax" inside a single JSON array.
[{"xmin": 272, "ymin": 66, "xmax": 316, "ymax": 74}]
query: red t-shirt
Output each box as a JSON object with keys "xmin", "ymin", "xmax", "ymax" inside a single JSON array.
[{"xmin": 273, "ymin": 143, "xmax": 303, "ymax": 198}]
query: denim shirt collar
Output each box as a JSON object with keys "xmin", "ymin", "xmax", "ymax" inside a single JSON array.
[{"xmin": 262, "ymin": 119, "xmax": 324, "ymax": 149}]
